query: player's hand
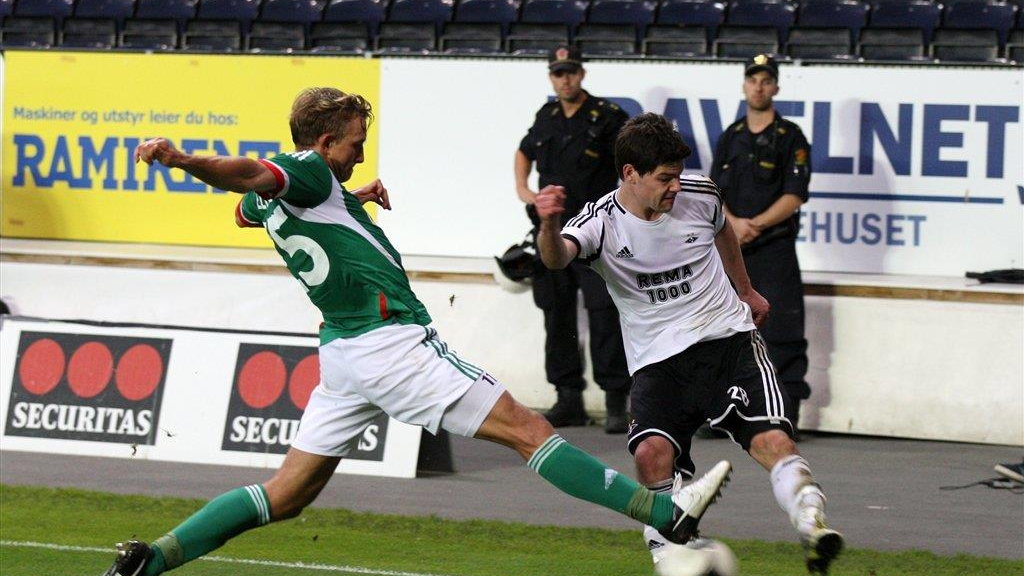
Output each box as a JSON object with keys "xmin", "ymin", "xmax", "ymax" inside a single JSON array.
[
  {"xmin": 135, "ymin": 138, "xmax": 179, "ymax": 167},
  {"xmin": 353, "ymin": 179, "xmax": 391, "ymax": 210},
  {"xmin": 738, "ymin": 288, "xmax": 770, "ymax": 327},
  {"xmin": 533, "ymin": 185, "xmax": 566, "ymax": 223},
  {"xmin": 732, "ymin": 218, "xmax": 761, "ymax": 245}
]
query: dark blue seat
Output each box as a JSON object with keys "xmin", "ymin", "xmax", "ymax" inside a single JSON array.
[
  {"xmin": 389, "ymin": 0, "xmax": 454, "ymax": 22},
  {"xmin": 74, "ymin": 0, "xmax": 134, "ymax": 23},
  {"xmin": 260, "ymin": 0, "xmax": 327, "ymax": 23},
  {"xmin": 196, "ymin": 0, "xmax": 260, "ymax": 22},
  {"xmin": 0, "ymin": 0, "xmax": 12, "ymax": 18},
  {"xmin": 66, "ymin": 0, "xmax": 133, "ymax": 47},
  {"xmin": 455, "ymin": 0, "xmax": 518, "ymax": 25},
  {"xmin": 590, "ymin": 0, "xmax": 656, "ymax": 27},
  {"xmin": 521, "ymin": 0, "xmax": 588, "ymax": 26},
  {"xmin": 1, "ymin": 16, "xmax": 57, "ymax": 46},
  {"xmin": 134, "ymin": 0, "xmax": 197, "ymax": 21},
  {"xmin": 323, "ymin": 0, "xmax": 386, "ymax": 40},
  {"xmin": 587, "ymin": 0, "xmax": 656, "ymax": 44},
  {"xmin": 726, "ymin": 0, "xmax": 795, "ymax": 43},
  {"xmin": 943, "ymin": 0, "xmax": 1018, "ymax": 45},
  {"xmin": 869, "ymin": 0, "xmax": 941, "ymax": 43},
  {"xmin": 657, "ymin": 0, "xmax": 725, "ymax": 43},
  {"xmin": 798, "ymin": 0, "xmax": 868, "ymax": 42},
  {"xmin": 451, "ymin": 0, "xmax": 517, "ymax": 42},
  {"xmin": 13, "ymin": 0, "xmax": 74, "ymax": 19}
]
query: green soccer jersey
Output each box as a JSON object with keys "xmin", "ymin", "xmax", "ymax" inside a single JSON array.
[{"xmin": 238, "ymin": 150, "xmax": 431, "ymax": 343}]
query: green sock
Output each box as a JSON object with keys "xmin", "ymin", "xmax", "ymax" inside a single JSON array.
[
  {"xmin": 143, "ymin": 484, "xmax": 271, "ymax": 576},
  {"xmin": 527, "ymin": 435, "xmax": 675, "ymax": 530}
]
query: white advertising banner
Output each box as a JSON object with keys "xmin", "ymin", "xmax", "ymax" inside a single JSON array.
[
  {"xmin": 378, "ymin": 59, "xmax": 1023, "ymax": 276},
  {"xmin": 0, "ymin": 317, "xmax": 423, "ymax": 478}
]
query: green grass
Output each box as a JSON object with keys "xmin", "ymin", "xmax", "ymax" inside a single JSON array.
[{"xmin": 0, "ymin": 484, "xmax": 1019, "ymax": 576}]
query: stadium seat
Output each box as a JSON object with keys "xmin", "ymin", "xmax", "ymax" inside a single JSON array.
[
  {"xmin": 133, "ymin": 0, "xmax": 197, "ymax": 23},
  {"xmin": 183, "ymin": 19, "xmax": 244, "ymax": 50},
  {"xmin": 440, "ymin": 21, "xmax": 504, "ymax": 52},
  {"xmin": 588, "ymin": 0, "xmax": 656, "ymax": 41},
  {"xmin": 1, "ymin": 16, "xmax": 57, "ymax": 46},
  {"xmin": 858, "ymin": 0, "xmax": 940, "ymax": 59},
  {"xmin": 575, "ymin": 23, "xmax": 638, "ymax": 55},
  {"xmin": 869, "ymin": 0, "xmax": 941, "ymax": 43},
  {"xmin": 13, "ymin": 0, "xmax": 74, "ymax": 20},
  {"xmin": 942, "ymin": 0, "xmax": 1017, "ymax": 45},
  {"xmin": 0, "ymin": 0, "xmax": 11, "ymax": 18},
  {"xmin": 185, "ymin": 0, "xmax": 256, "ymax": 51},
  {"xmin": 380, "ymin": 0, "xmax": 452, "ymax": 51},
  {"xmin": 442, "ymin": 0, "xmax": 518, "ymax": 52},
  {"xmin": 519, "ymin": 0, "xmax": 588, "ymax": 40},
  {"xmin": 1006, "ymin": 27, "xmax": 1023, "ymax": 60},
  {"xmin": 713, "ymin": 24, "xmax": 779, "ymax": 56},
  {"xmin": 196, "ymin": 0, "xmax": 260, "ymax": 22},
  {"xmin": 260, "ymin": 0, "xmax": 327, "ymax": 24},
  {"xmin": 725, "ymin": 0, "xmax": 795, "ymax": 43},
  {"xmin": 930, "ymin": 28, "xmax": 999, "ymax": 60},
  {"xmin": 249, "ymin": 21, "xmax": 307, "ymax": 50},
  {"xmin": 857, "ymin": 26, "xmax": 927, "ymax": 59},
  {"xmin": 310, "ymin": 21, "xmax": 371, "ymax": 51},
  {"xmin": 323, "ymin": 0, "xmax": 386, "ymax": 41},
  {"xmin": 376, "ymin": 21, "xmax": 438, "ymax": 51},
  {"xmin": 73, "ymin": 0, "xmax": 134, "ymax": 27},
  {"xmin": 642, "ymin": 23, "xmax": 709, "ymax": 56},
  {"xmin": 505, "ymin": 21, "xmax": 569, "ymax": 53},
  {"xmin": 61, "ymin": 17, "xmax": 118, "ymax": 47},
  {"xmin": 656, "ymin": 0, "xmax": 726, "ymax": 45},
  {"xmin": 797, "ymin": 0, "xmax": 868, "ymax": 44},
  {"xmin": 455, "ymin": 0, "xmax": 518, "ymax": 33},
  {"xmin": 786, "ymin": 26, "xmax": 853, "ymax": 57},
  {"xmin": 120, "ymin": 18, "xmax": 179, "ymax": 49}
]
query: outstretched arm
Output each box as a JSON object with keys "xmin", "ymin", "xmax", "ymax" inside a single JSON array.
[
  {"xmin": 534, "ymin": 185, "xmax": 579, "ymax": 270},
  {"xmin": 135, "ymin": 138, "xmax": 277, "ymax": 194},
  {"xmin": 715, "ymin": 218, "xmax": 769, "ymax": 326}
]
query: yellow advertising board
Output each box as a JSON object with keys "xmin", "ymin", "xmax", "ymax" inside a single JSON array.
[{"xmin": 2, "ymin": 52, "xmax": 381, "ymax": 247}]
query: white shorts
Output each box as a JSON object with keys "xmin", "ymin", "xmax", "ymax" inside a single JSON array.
[{"xmin": 292, "ymin": 324, "xmax": 506, "ymax": 458}]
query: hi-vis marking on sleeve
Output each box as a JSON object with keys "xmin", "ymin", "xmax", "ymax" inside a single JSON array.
[{"xmin": 257, "ymin": 159, "xmax": 290, "ymax": 199}]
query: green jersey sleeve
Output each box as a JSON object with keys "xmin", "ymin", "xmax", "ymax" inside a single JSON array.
[
  {"xmin": 258, "ymin": 150, "xmax": 334, "ymax": 208},
  {"xmin": 237, "ymin": 191, "xmax": 269, "ymax": 227}
]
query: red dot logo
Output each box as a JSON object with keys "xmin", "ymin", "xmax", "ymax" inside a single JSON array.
[
  {"xmin": 116, "ymin": 344, "xmax": 164, "ymax": 401},
  {"xmin": 288, "ymin": 354, "xmax": 320, "ymax": 410},
  {"xmin": 18, "ymin": 338, "xmax": 65, "ymax": 396},
  {"xmin": 67, "ymin": 342, "xmax": 114, "ymax": 399},
  {"xmin": 237, "ymin": 351, "xmax": 287, "ymax": 409}
]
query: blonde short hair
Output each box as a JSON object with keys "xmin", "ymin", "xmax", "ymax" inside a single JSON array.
[{"xmin": 289, "ymin": 87, "xmax": 373, "ymax": 147}]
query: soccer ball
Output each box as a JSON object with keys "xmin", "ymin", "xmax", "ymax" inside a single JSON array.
[{"xmin": 653, "ymin": 537, "xmax": 738, "ymax": 576}]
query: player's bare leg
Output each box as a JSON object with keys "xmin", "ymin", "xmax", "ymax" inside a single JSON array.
[
  {"xmin": 749, "ymin": 429, "xmax": 844, "ymax": 574},
  {"xmin": 474, "ymin": 392, "xmax": 730, "ymax": 544},
  {"xmin": 632, "ymin": 435, "xmax": 732, "ymax": 568},
  {"xmin": 103, "ymin": 449, "xmax": 340, "ymax": 576}
]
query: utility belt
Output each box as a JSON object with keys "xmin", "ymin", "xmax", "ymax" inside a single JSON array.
[{"xmin": 742, "ymin": 220, "xmax": 797, "ymax": 254}]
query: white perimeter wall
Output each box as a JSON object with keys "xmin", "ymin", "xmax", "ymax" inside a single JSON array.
[{"xmin": 2, "ymin": 260, "xmax": 1021, "ymax": 446}]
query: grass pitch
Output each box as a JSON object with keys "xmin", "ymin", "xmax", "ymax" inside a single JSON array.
[{"xmin": 0, "ymin": 484, "xmax": 1018, "ymax": 576}]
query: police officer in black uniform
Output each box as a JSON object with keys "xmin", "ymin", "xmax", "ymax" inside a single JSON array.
[
  {"xmin": 710, "ymin": 54, "xmax": 812, "ymax": 436},
  {"xmin": 513, "ymin": 45, "xmax": 631, "ymax": 434}
]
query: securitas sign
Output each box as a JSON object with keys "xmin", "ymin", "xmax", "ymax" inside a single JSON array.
[
  {"xmin": 222, "ymin": 343, "xmax": 388, "ymax": 461},
  {"xmin": 5, "ymin": 331, "xmax": 171, "ymax": 444}
]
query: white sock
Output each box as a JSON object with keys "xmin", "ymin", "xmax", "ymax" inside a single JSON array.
[
  {"xmin": 770, "ymin": 455, "xmax": 827, "ymax": 536},
  {"xmin": 643, "ymin": 478, "xmax": 677, "ymax": 562}
]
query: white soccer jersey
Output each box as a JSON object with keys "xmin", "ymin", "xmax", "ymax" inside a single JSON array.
[{"xmin": 561, "ymin": 174, "xmax": 755, "ymax": 374}]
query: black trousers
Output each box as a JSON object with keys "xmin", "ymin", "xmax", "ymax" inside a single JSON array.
[
  {"xmin": 742, "ymin": 238, "xmax": 811, "ymax": 402},
  {"xmin": 532, "ymin": 263, "xmax": 630, "ymax": 393}
]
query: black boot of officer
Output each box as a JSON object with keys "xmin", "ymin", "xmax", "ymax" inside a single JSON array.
[
  {"xmin": 603, "ymin": 388, "xmax": 629, "ymax": 434},
  {"xmin": 545, "ymin": 388, "xmax": 591, "ymax": 427}
]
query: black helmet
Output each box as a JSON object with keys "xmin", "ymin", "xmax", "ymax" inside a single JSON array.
[{"xmin": 493, "ymin": 234, "xmax": 541, "ymax": 293}]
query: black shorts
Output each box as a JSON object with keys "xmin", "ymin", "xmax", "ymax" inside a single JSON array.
[{"xmin": 626, "ymin": 330, "xmax": 794, "ymax": 477}]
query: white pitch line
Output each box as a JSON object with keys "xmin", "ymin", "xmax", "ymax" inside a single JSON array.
[{"xmin": 0, "ymin": 540, "xmax": 462, "ymax": 576}]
